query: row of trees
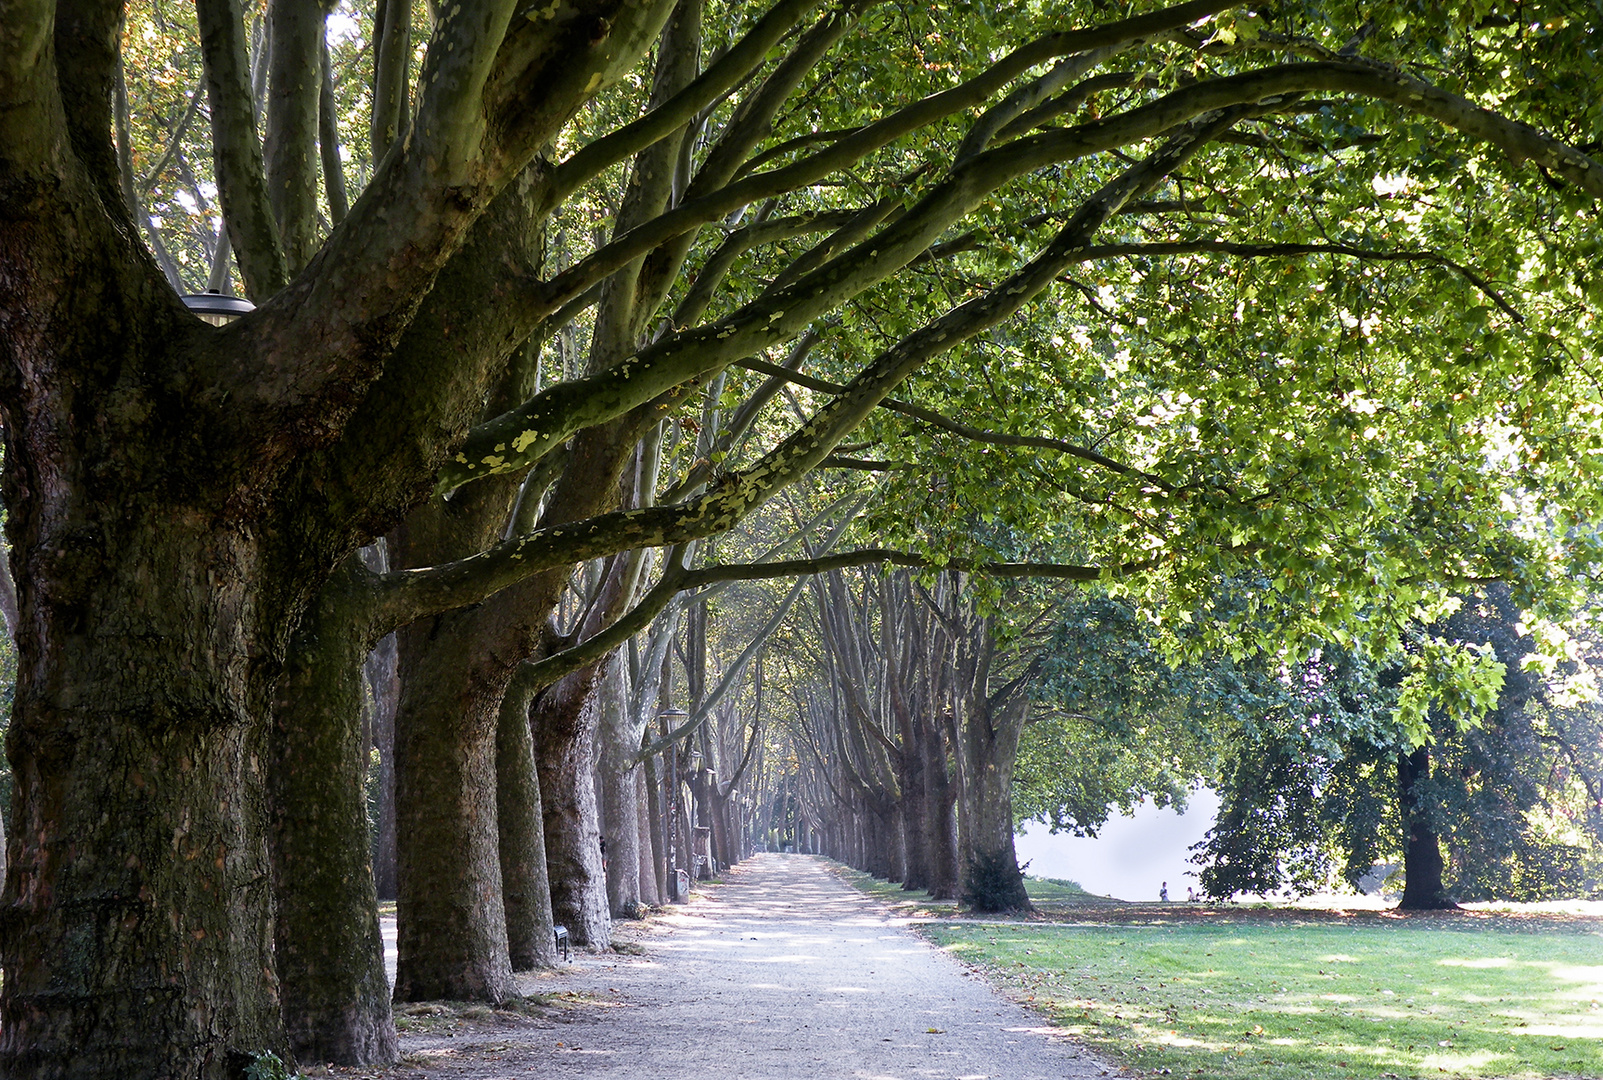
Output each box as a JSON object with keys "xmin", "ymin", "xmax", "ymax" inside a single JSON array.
[
  {"xmin": 3, "ymin": 0, "xmax": 1603, "ymax": 1074},
  {"xmin": 770, "ymin": 570, "xmax": 1603, "ymax": 911}
]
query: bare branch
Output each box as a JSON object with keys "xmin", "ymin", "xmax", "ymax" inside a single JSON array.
[
  {"xmin": 197, "ymin": 0, "xmax": 288, "ymax": 298},
  {"xmin": 139, "ymin": 83, "xmax": 207, "ymax": 191},
  {"xmin": 545, "ymin": 0, "xmax": 828, "ymax": 206},
  {"xmin": 319, "ymin": 36, "xmax": 349, "ymax": 225},
  {"xmin": 369, "ymin": 0, "xmax": 412, "ymax": 160}
]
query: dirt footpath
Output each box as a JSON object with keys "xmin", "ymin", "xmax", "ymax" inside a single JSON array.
[{"xmin": 346, "ymin": 853, "xmax": 1118, "ymax": 1080}]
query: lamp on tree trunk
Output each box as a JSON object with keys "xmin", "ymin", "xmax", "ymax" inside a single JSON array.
[{"xmin": 180, "ymin": 289, "xmax": 255, "ymax": 326}]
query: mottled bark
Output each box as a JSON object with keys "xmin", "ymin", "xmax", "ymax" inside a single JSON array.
[
  {"xmin": 497, "ymin": 667, "xmax": 559, "ymax": 969},
  {"xmin": 263, "ymin": 0, "xmax": 324, "ymax": 271},
  {"xmin": 368, "ymin": 0, "xmax": 412, "ymax": 160},
  {"xmin": 1, "ymin": 493, "xmax": 289, "ymax": 1075},
  {"xmin": 644, "ymin": 753, "xmax": 669, "ymax": 901},
  {"xmin": 960, "ymin": 715, "xmax": 1031, "ymax": 912},
  {"xmin": 893, "ymin": 705, "xmax": 930, "ymax": 892},
  {"xmin": 532, "ymin": 664, "xmax": 612, "ymax": 947},
  {"xmin": 636, "ymin": 768, "xmax": 660, "ymax": 906},
  {"xmin": 953, "ymin": 608, "xmax": 1032, "ymax": 914},
  {"xmin": 599, "ymin": 655, "xmax": 645, "ymax": 917},
  {"xmin": 270, "ymin": 557, "xmax": 397, "ymax": 1066},
  {"xmin": 392, "ymin": 609, "xmax": 516, "ymax": 1002},
  {"xmin": 924, "ymin": 710, "xmax": 961, "ymax": 901}
]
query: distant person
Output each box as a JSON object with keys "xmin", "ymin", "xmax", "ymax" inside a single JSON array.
[
  {"xmin": 1186, "ymin": 886, "xmax": 1196, "ymax": 903},
  {"xmin": 1159, "ymin": 881, "xmax": 1169, "ymax": 902}
]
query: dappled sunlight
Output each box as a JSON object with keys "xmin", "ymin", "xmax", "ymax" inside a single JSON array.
[
  {"xmin": 1546, "ymin": 962, "xmax": 1603, "ymax": 989},
  {"xmin": 1525, "ymin": 1021, "xmax": 1603, "ymax": 1038},
  {"xmin": 925, "ymin": 899, "xmax": 1603, "ymax": 1080},
  {"xmin": 558, "ymin": 854, "xmax": 1117, "ymax": 1077},
  {"xmin": 1439, "ymin": 956, "xmax": 1515, "ymax": 969},
  {"xmin": 1421, "ymin": 1048, "xmax": 1508, "ymax": 1071}
]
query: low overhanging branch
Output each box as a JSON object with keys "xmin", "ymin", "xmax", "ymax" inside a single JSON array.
[
  {"xmin": 436, "ymin": 27, "xmax": 1267, "ymax": 496},
  {"xmin": 426, "ymin": 111, "xmax": 1255, "ymax": 587}
]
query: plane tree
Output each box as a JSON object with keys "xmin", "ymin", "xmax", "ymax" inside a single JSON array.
[
  {"xmin": 3, "ymin": 0, "xmax": 1603, "ymax": 1073},
  {"xmin": 1192, "ymin": 583, "xmax": 1603, "ymax": 906}
]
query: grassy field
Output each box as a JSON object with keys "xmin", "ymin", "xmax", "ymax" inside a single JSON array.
[
  {"xmin": 925, "ymin": 914, "xmax": 1603, "ymax": 1080},
  {"xmin": 836, "ymin": 867, "xmax": 1104, "ymax": 914}
]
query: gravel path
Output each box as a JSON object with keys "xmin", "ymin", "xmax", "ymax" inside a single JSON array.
[{"xmin": 370, "ymin": 852, "xmax": 1118, "ymax": 1079}]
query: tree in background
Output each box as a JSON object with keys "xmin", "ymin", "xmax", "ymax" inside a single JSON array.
[{"xmin": 1194, "ymin": 584, "xmax": 1603, "ymax": 906}]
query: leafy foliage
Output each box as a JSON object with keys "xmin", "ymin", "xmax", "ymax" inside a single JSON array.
[{"xmin": 1192, "ymin": 584, "xmax": 1603, "ymax": 900}]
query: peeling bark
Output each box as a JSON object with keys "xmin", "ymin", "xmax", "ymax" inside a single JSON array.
[{"xmin": 497, "ymin": 666, "xmax": 559, "ymax": 970}]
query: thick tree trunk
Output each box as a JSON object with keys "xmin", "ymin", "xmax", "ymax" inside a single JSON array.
[
  {"xmin": 497, "ymin": 667, "xmax": 560, "ymax": 970},
  {"xmin": 598, "ymin": 655, "xmax": 645, "ymax": 917},
  {"xmin": 636, "ymin": 769, "xmax": 661, "ymax": 906},
  {"xmin": 0, "ymin": 510, "xmax": 289, "ymax": 1077},
  {"xmin": 959, "ymin": 699, "xmax": 1031, "ymax": 913},
  {"xmin": 1397, "ymin": 747, "xmax": 1457, "ymax": 911},
  {"xmin": 532, "ymin": 664, "xmax": 612, "ymax": 947},
  {"xmin": 392, "ymin": 612, "xmax": 515, "ymax": 1002},
  {"xmin": 896, "ymin": 740, "xmax": 932, "ymax": 891},
  {"xmin": 924, "ymin": 712, "xmax": 961, "ymax": 901},
  {"xmin": 271, "ymin": 559, "xmax": 397, "ymax": 1067}
]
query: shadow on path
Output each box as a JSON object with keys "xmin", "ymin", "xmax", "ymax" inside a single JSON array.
[{"xmin": 377, "ymin": 853, "xmax": 1118, "ymax": 1079}]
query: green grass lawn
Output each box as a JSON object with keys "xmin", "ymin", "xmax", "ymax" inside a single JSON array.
[
  {"xmin": 925, "ymin": 916, "xmax": 1603, "ymax": 1080},
  {"xmin": 834, "ymin": 866, "xmax": 1101, "ymax": 914}
]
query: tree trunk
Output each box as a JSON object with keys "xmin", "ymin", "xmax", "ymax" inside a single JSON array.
[
  {"xmin": 368, "ymin": 631, "xmax": 400, "ymax": 902},
  {"xmin": 497, "ymin": 666, "xmax": 559, "ymax": 969},
  {"xmin": 959, "ymin": 698, "xmax": 1031, "ymax": 913},
  {"xmin": 0, "ymin": 507, "xmax": 289, "ymax": 1076},
  {"xmin": 598, "ymin": 655, "xmax": 645, "ymax": 918},
  {"xmin": 643, "ymin": 753, "xmax": 668, "ymax": 902},
  {"xmin": 271, "ymin": 558, "xmax": 397, "ymax": 1067},
  {"xmin": 1397, "ymin": 747, "xmax": 1457, "ymax": 911},
  {"xmin": 392, "ymin": 611, "xmax": 515, "ymax": 1002},
  {"xmin": 896, "ymin": 738, "xmax": 932, "ymax": 891},
  {"xmin": 636, "ymin": 768, "xmax": 661, "ymax": 906},
  {"xmin": 924, "ymin": 711, "xmax": 961, "ymax": 901},
  {"xmin": 532, "ymin": 664, "xmax": 612, "ymax": 947}
]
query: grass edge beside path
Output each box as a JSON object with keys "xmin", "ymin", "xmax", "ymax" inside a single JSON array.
[{"xmin": 836, "ymin": 863, "xmax": 1603, "ymax": 1080}]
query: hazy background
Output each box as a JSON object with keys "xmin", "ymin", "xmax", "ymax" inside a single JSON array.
[{"xmin": 1013, "ymin": 788, "xmax": 1222, "ymax": 901}]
